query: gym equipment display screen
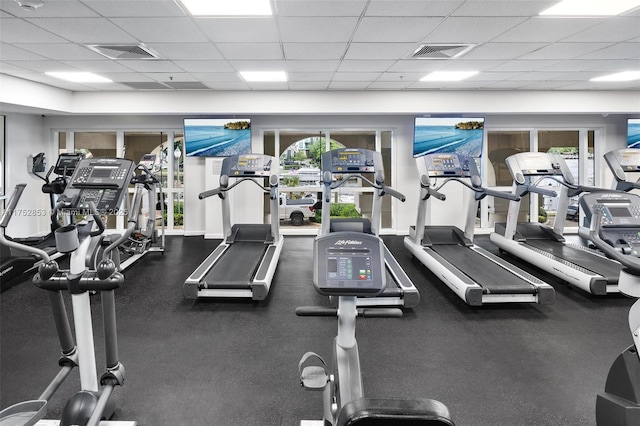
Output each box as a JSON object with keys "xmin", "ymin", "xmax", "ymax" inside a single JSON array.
[
  {"xmin": 327, "ymin": 250, "xmax": 373, "ymax": 283},
  {"xmin": 413, "ymin": 117, "xmax": 484, "ymax": 158},
  {"xmin": 628, "ymin": 118, "xmax": 640, "ymax": 148},
  {"xmin": 184, "ymin": 118, "xmax": 251, "ymax": 157}
]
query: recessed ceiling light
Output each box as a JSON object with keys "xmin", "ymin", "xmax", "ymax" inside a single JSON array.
[
  {"xmin": 45, "ymin": 72, "xmax": 113, "ymax": 83},
  {"xmin": 239, "ymin": 71, "xmax": 287, "ymax": 82},
  {"xmin": 540, "ymin": 0, "xmax": 640, "ymax": 16},
  {"xmin": 590, "ymin": 71, "xmax": 640, "ymax": 82},
  {"xmin": 420, "ymin": 71, "xmax": 479, "ymax": 82},
  {"xmin": 179, "ymin": 0, "xmax": 272, "ymax": 16}
]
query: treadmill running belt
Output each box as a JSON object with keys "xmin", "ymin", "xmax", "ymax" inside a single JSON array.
[
  {"xmin": 431, "ymin": 245, "xmax": 536, "ymax": 294},
  {"xmin": 202, "ymin": 242, "xmax": 269, "ymax": 288},
  {"xmin": 526, "ymin": 240, "xmax": 621, "ymax": 282}
]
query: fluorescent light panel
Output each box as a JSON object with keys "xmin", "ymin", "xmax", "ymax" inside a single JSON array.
[
  {"xmin": 420, "ymin": 71, "xmax": 479, "ymax": 82},
  {"xmin": 179, "ymin": 0, "xmax": 272, "ymax": 16},
  {"xmin": 45, "ymin": 72, "xmax": 112, "ymax": 83},
  {"xmin": 240, "ymin": 71, "xmax": 287, "ymax": 82},
  {"xmin": 540, "ymin": 0, "xmax": 640, "ymax": 16},
  {"xmin": 590, "ymin": 71, "xmax": 640, "ymax": 81}
]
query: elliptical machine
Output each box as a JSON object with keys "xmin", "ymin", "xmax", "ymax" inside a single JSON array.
[
  {"xmin": 0, "ymin": 157, "xmax": 137, "ymax": 426},
  {"xmin": 577, "ymin": 191, "xmax": 640, "ymax": 425},
  {"xmin": 298, "ymin": 231, "xmax": 454, "ymax": 425}
]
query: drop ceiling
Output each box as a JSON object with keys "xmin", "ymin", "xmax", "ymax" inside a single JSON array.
[{"xmin": 0, "ymin": 0, "xmax": 639, "ymax": 92}]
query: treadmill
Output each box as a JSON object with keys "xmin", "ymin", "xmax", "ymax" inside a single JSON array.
[
  {"xmin": 404, "ymin": 153, "xmax": 555, "ymax": 306},
  {"xmin": 183, "ymin": 153, "xmax": 283, "ymax": 301},
  {"xmin": 316, "ymin": 148, "xmax": 419, "ymax": 309},
  {"xmin": 604, "ymin": 148, "xmax": 640, "ymax": 193},
  {"xmin": 490, "ymin": 151, "xmax": 623, "ymax": 295}
]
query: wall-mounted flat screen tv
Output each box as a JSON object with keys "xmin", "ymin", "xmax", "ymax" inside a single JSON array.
[
  {"xmin": 413, "ymin": 117, "xmax": 484, "ymax": 158},
  {"xmin": 184, "ymin": 118, "xmax": 251, "ymax": 157},
  {"xmin": 628, "ymin": 118, "xmax": 640, "ymax": 148}
]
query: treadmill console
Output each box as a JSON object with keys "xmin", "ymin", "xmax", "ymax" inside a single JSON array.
[
  {"xmin": 322, "ymin": 148, "xmax": 383, "ymax": 174},
  {"xmin": 313, "ymin": 232, "xmax": 385, "ymax": 296},
  {"xmin": 505, "ymin": 152, "xmax": 574, "ymax": 185},
  {"xmin": 222, "ymin": 154, "xmax": 276, "ymax": 178},
  {"xmin": 580, "ymin": 192, "xmax": 640, "ymax": 255},
  {"xmin": 421, "ymin": 153, "xmax": 478, "ymax": 178},
  {"xmin": 138, "ymin": 154, "xmax": 156, "ymax": 169},
  {"xmin": 62, "ymin": 158, "xmax": 136, "ymax": 212}
]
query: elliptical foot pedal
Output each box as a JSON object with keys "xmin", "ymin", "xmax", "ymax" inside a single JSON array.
[
  {"xmin": 299, "ymin": 352, "xmax": 328, "ymax": 390},
  {"xmin": 0, "ymin": 400, "xmax": 47, "ymax": 426}
]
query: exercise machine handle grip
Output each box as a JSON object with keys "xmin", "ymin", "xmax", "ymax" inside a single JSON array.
[
  {"xmin": 199, "ymin": 188, "xmax": 222, "ymax": 199},
  {"xmin": 382, "ymin": 186, "xmax": 406, "ymax": 202}
]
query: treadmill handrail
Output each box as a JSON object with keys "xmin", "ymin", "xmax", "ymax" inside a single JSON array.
[
  {"xmin": 0, "ymin": 184, "xmax": 51, "ymax": 263},
  {"xmin": 199, "ymin": 178, "xmax": 271, "ymax": 200},
  {"xmin": 434, "ymin": 177, "xmax": 520, "ymax": 202}
]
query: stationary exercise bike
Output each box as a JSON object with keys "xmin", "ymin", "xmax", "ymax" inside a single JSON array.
[
  {"xmin": 577, "ymin": 192, "xmax": 640, "ymax": 425},
  {"xmin": 298, "ymin": 231, "xmax": 454, "ymax": 425},
  {"xmin": 0, "ymin": 158, "xmax": 137, "ymax": 426}
]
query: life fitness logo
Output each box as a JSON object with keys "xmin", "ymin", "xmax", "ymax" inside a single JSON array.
[
  {"xmin": 334, "ymin": 240, "xmax": 363, "ymax": 246},
  {"xmin": 599, "ymin": 193, "xmax": 624, "ymax": 199}
]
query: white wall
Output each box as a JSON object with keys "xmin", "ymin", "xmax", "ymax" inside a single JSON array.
[
  {"xmin": 4, "ymin": 113, "xmax": 52, "ymax": 237},
  {"xmin": 3, "ymin": 111, "xmax": 636, "ymax": 237}
]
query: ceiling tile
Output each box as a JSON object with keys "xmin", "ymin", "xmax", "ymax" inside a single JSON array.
[
  {"xmin": 509, "ymin": 71, "xmax": 570, "ymax": 81},
  {"xmin": 386, "ymin": 59, "xmax": 448, "ymax": 73},
  {"xmin": 353, "ymin": 17, "xmax": 441, "ymax": 42},
  {"xmin": 4, "ymin": 59, "xmax": 77, "ymax": 72},
  {"xmin": 26, "ymin": 18, "xmax": 137, "ymax": 44},
  {"xmin": 562, "ymin": 17, "xmax": 640, "ymax": 43},
  {"xmin": 532, "ymin": 60, "xmax": 607, "ymax": 72},
  {"xmin": 438, "ymin": 59, "xmax": 506, "ymax": 71},
  {"xmin": 276, "ymin": 0, "xmax": 367, "ymax": 16},
  {"xmin": 422, "ymin": 17, "xmax": 527, "ymax": 44},
  {"xmin": 174, "ymin": 60, "xmax": 236, "ymax": 72},
  {"xmin": 14, "ymin": 43, "xmax": 106, "ymax": 61},
  {"xmin": 283, "ymin": 43, "xmax": 347, "ymax": 60},
  {"xmin": 0, "ymin": 43, "xmax": 48, "ymax": 60},
  {"xmin": 146, "ymin": 43, "xmax": 224, "ymax": 60},
  {"xmin": 366, "ymin": 1, "xmax": 462, "ymax": 17},
  {"xmin": 467, "ymin": 72, "xmax": 526, "ymax": 81},
  {"xmin": 344, "ymin": 43, "xmax": 417, "ymax": 60},
  {"xmin": 518, "ymin": 43, "xmax": 614, "ymax": 60},
  {"xmin": 190, "ymin": 72, "xmax": 242, "ymax": 82},
  {"xmin": 577, "ymin": 43, "xmax": 640, "ymax": 60},
  {"xmin": 493, "ymin": 17, "xmax": 603, "ymax": 42},
  {"xmin": 488, "ymin": 59, "xmax": 558, "ymax": 72},
  {"xmin": 195, "ymin": 17, "xmax": 279, "ymax": 43},
  {"xmin": 216, "ymin": 43, "xmax": 283, "ymax": 60},
  {"xmin": 333, "ymin": 72, "xmax": 382, "ymax": 81},
  {"xmin": 338, "ymin": 60, "xmax": 396, "ymax": 72},
  {"xmin": 288, "ymin": 72, "xmax": 335, "ymax": 82},
  {"xmin": 120, "ymin": 60, "xmax": 185, "ymax": 73},
  {"xmin": 0, "ymin": 0, "xmax": 98, "ymax": 18},
  {"xmin": 0, "ymin": 18, "xmax": 67, "ymax": 43},
  {"xmin": 229, "ymin": 60, "xmax": 286, "ymax": 71},
  {"xmin": 59, "ymin": 60, "xmax": 135, "ymax": 73},
  {"xmin": 462, "ymin": 42, "xmax": 548, "ymax": 60},
  {"xmin": 328, "ymin": 81, "xmax": 371, "ymax": 89},
  {"xmin": 286, "ymin": 60, "xmax": 340, "ymax": 72},
  {"xmin": 100, "ymin": 72, "xmax": 155, "ymax": 82},
  {"xmin": 452, "ymin": 1, "xmax": 557, "ymax": 17},
  {"xmin": 375, "ymin": 72, "xmax": 427, "ymax": 82},
  {"xmin": 279, "ymin": 17, "xmax": 359, "ymax": 42},
  {"xmin": 111, "ymin": 17, "xmax": 208, "ymax": 43},
  {"xmin": 85, "ymin": 1, "xmax": 185, "ymax": 17}
]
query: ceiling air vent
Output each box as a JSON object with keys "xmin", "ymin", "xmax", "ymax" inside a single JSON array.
[
  {"xmin": 410, "ymin": 44, "xmax": 476, "ymax": 60},
  {"xmin": 86, "ymin": 44, "xmax": 160, "ymax": 60},
  {"xmin": 120, "ymin": 82, "xmax": 172, "ymax": 90}
]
